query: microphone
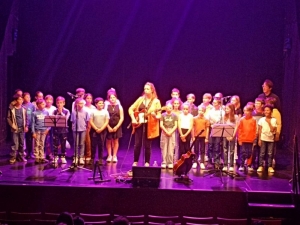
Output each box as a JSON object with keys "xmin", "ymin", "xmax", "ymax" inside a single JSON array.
[
  {"xmin": 222, "ymin": 96, "xmax": 232, "ymax": 99},
  {"xmin": 67, "ymin": 92, "xmax": 77, "ymax": 99}
]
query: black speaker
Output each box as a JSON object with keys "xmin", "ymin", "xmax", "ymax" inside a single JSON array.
[{"xmin": 132, "ymin": 166, "xmax": 161, "ymax": 188}]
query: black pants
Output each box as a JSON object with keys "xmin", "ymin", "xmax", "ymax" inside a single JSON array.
[
  {"xmin": 178, "ymin": 128, "xmax": 191, "ymax": 159},
  {"xmin": 25, "ymin": 128, "xmax": 33, "ymax": 155},
  {"xmin": 134, "ymin": 123, "xmax": 152, "ymax": 163},
  {"xmin": 194, "ymin": 137, "xmax": 205, "ymax": 163},
  {"xmin": 53, "ymin": 132, "xmax": 68, "ymax": 156},
  {"xmin": 90, "ymin": 129, "xmax": 106, "ymax": 159}
]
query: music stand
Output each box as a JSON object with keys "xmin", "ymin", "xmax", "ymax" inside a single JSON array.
[
  {"xmin": 204, "ymin": 124, "xmax": 237, "ymax": 183},
  {"xmin": 44, "ymin": 115, "xmax": 67, "ymax": 167}
]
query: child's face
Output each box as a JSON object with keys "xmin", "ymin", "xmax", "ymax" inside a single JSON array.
[
  {"xmin": 225, "ymin": 106, "xmax": 231, "ymax": 114},
  {"xmin": 173, "ymin": 100, "xmax": 180, "ymax": 110},
  {"xmin": 36, "ymin": 93, "xmax": 43, "ymax": 100},
  {"xmin": 85, "ymin": 95, "xmax": 92, "ymax": 104},
  {"xmin": 166, "ymin": 104, "xmax": 173, "ymax": 113},
  {"xmin": 171, "ymin": 92, "xmax": 179, "ymax": 98},
  {"xmin": 56, "ymin": 100, "xmax": 65, "ymax": 109},
  {"xmin": 212, "ymin": 100, "xmax": 220, "ymax": 109},
  {"xmin": 243, "ymin": 109, "xmax": 251, "ymax": 117},
  {"xmin": 230, "ymin": 97, "xmax": 237, "ymax": 106},
  {"xmin": 77, "ymin": 91, "xmax": 85, "ymax": 98},
  {"xmin": 23, "ymin": 95, "xmax": 30, "ymax": 103},
  {"xmin": 187, "ymin": 97, "xmax": 195, "ymax": 104},
  {"xmin": 96, "ymin": 101, "xmax": 104, "ymax": 110},
  {"xmin": 15, "ymin": 97, "xmax": 23, "ymax": 106},
  {"xmin": 255, "ymin": 101, "xmax": 263, "ymax": 110},
  {"xmin": 109, "ymin": 95, "xmax": 117, "ymax": 104},
  {"xmin": 202, "ymin": 97, "xmax": 211, "ymax": 104},
  {"xmin": 76, "ymin": 101, "xmax": 85, "ymax": 110},
  {"xmin": 198, "ymin": 108, "xmax": 205, "ymax": 116},
  {"xmin": 37, "ymin": 101, "xmax": 46, "ymax": 110},
  {"xmin": 45, "ymin": 98, "xmax": 53, "ymax": 107},
  {"xmin": 264, "ymin": 107, "xmax": 272, "ymax": 117},
  {"xmin": 183, "ymin": 106, "xmax": 189, "ymax": 115}
]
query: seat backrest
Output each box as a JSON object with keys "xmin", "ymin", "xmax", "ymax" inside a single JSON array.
[
  {"xmin": 10, "ymin": 212, "xmax": 42, "ymax": 220},
  {"xmin": 79, "ymin": 213, "xmax": 111, "ymax": 223},
  {"xmin": 217, "ymin": 217, "xmax": 248, "ymax": 225},
  {"xmin": 182, "ymin": 216, "xmax": 215, "ymax": 224},
  {"xmin": 252, "ymin": 219, "xmax": 282, "ymax": 225},
  {"xmin": 147, "ymin": 215, "xmax": 180, "ymax": 224}
]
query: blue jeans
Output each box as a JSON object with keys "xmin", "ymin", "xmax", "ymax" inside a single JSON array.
[
  {"xmin": 11, "ymin": 128, "xmax": 25, "ymax": 158},
  {"xmin": 240, "ymin": 142, "xmax": 253, "ymax": 167},
  {"xmin": 73, "ymin": 131, "xmax": 86, "ymax": 158},
  {"xmin": 209, "ymin": 136, "xmax": 221, "ymax": 165},
  {"xmin": 259, "ymin": 141, "xmax": 274, "ymax": 167},
  {"xmin": 223, "ymin": 138, "xmax": 235, "ymax": 166}
]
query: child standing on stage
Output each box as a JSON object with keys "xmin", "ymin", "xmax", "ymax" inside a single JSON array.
[
  {"xmin": 106, "ymin": 89, "xmax": 124, "ymax": 163},
  {"xmin": 178, "ymin": 103, "xmax": 193, "ymax": 158},
  {"xmin": 44, "ymin": 95, "xmax": 56, "ymax": 161},
  {"xmin": 32, "ymin": 99, "xmax": 50, "ymax": 164},
  {"xmin": 89, "ymin": 97, "xmax": 109, "ymax": 165},
  {"xmin": 160, "ymin": 103, "xmax": 178, "ymax": 169},
  {"xmin": 52, "ymin": 96, "xmax": 70, "ymax": 164},
  {"xmin": 192, "ymin": 105, "xmax": 209, "ymax": 169},
  {"xmin": 237, "ymin": 105, "xmax": 257, "ymax": 171},
  {"xmin": 22, "ymin": 92, "xmax": 35, "ymax": 159},
  {"xmin": 257, "ymin": 105, "xmax": 277, "ymax": 173},
  {"xmin": 207, "ymin": 98, "xmax": 225, "ymax": 167},
  {"xmin": 32, "ymin": 91, "xmax": 44, "ymax": 109},
  {"xmin": 84, "ymin": 93, "xmax": 96, "ymax": 164},
  {"xmin": 199, "ymin": 93, "xmax": 213, "ymax": 119},
  {"xmin": 230, "ymin": 95, "xmax": 243, "ymax": 118},
  {"xmin": 166, "ymin": 88, "xmax": 180, "ymax": 105},
  {"xmin": 7, "ymin": 94, "xmax": 28, "ymax": 164},
  {"xmin": 185, "ymin": 93, "xmax": 198, "ymax": 116},
  {"xmin": 171, "ymin": 97, "xmax": 182, "ymax": 162},
  {"xmin": 71, "ymin": 98, "xmax": 90, "ymax": 165},
  {"xmin": 222, "ymin": 103, "xmax": 238, "ymax": 172}
]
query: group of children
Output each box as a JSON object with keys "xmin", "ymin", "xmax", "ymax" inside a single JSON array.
[
  {"xmin": 159, "ymin": 85, "xmax": 281, "ymax": 173},
  {"xmin": 7, "ymin": 80, "xmax": 281, "ymax": 173},
  {"xmin": 7, "ymin": 87, "xmax": 123, "ymax": 166}
]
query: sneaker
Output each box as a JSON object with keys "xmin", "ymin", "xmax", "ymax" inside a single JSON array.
[
  {"xmin": 192, "ymin": 162, "xmax": 197, "ymax": 169},
  {"xmin": 204, "ymin": 155, "xmax": 209, "ymax": 162},
  {"xmin": 9, "ymin": 158, "xmax": 16, "ymax": 164},
  {"xmin": 73, "ymin": 157, "xmax": 78, "ymax": 164},
  {"xmin": 167, "ymin": 164, "xmax": 173, "ymax": 169},
  {"xmin": 112, "ymin": 156, "xmax": 118, "ymax": 163},
  {"xmin": 18, "ymin": 155, "xmax": 27, "ymax": 162},
  {"xmin": 222, "ymin": 166, "xmax": 228, "ymax": 171},
  {"xmin": 52, "ymin": 156, "xmax": 58, "ymax": 164},
  {"xmin": 248, "ymin": 166, "xmax": 254, "ymax": 172},
  {"xmin": 229, "ymin": 167, "xmax": 234, "ymax": 172},
  {"xmin": 61, "ymin": 157, "xmax": 67, "ymax": 164},
  {"xmin": 161, "ymin": 163, "xmax": 167, "ymax": 169},
  {"xmin": 268, "ymin": 167, "xmax": 275, "ymax": 173},
  {"xmin": 144, "ymin": 162, "xmax": 149, "ymax": 167},
  {"xmin": 200, "ymin": 163, "xmax": 205, "ymax": 170},
  {"xmin": 257, "ymin": 166, "xmax": 263, "ymax": 172},
  {"xmin": 238, "ymin": 166, "xmax": 244, "ymax": 171},
  {"xmin": 106, "ymin": 155, "xmax": 112, "ymax": 162},
  {"xmin": 40, "ymin": 158, "xmax": 49, "ymax": 163},
  {"xmin": 79, "ymin": 158, "xmax": 84, "ymax": 165},
  {"xmin": 132, "ymin": 162, "xmax": 138, "ymax": 166}
]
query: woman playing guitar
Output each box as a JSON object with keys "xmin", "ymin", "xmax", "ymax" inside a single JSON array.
[{"xmin": 128, "ymin": 82, "xmax": 162, "ymax": 167}]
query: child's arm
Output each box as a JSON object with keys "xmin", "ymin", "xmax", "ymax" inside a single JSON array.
[
  {"xmin": 6, "ymin": 109, "xmax": 15, "ymax": 130},
  {"xmin": 89, "ymin": 114, "xmax": 98, "ymax": 131},
  {"xmin": 97, "ymin": 113, "xmax": 109, "ymax": 133},
  {"xmin": 160, "ymin": 120, "xmax": 169, "ymax": 136},
  {"xmin": 266, "ymin": 118, "xmax": 276, "ymax": 133},
  {"xmin": 178, "ymin": 116, "xmax": 183, "ymax": 136},
  {"xmin": 113, "ymin": 107, "xmax": 124, "ymax": 132},
  {"xmin": 258, "ymin": 125, "xmax": 262, "ymax": 146},
  {"xmin": 182, "ymin": 115, "xmax": 193, "ymax": 138},
  {"xmin": 170, "ymin": 120, "xmax": 178, "ymax": 135}
]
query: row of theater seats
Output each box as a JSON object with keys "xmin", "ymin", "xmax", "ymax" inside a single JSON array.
[{"xmin": 0, "ymin": 211, "xmax": 283, "ymax": 225}]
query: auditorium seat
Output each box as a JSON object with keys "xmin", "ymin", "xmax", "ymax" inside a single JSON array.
[
  {"xmin": 251, "ymin": 218, "xmax": 282, "ymax": 225},
  {"xmin": 0, "ymin": 211, "xmax": 7, "ymax": 219},
  {"xmin": 114, "ymin": 214, "xmax": 145, "ymax": 224},
  {"xmin": 79, "ymin": 213, "xmax": 111, "ymax": 224},
  {"xmin": 216, "ymin": 217, "xmax": 248, "ymax": 225},
  {"xmin": 34, "ymin": 219, "xmax": 56, "ymax": 225},
  {"xmin": 147, "ymin": 215, "xmax": 180, "ymax": 224},
  {"xmin": 43, "ymin": 212, "xmax": 76, "ymax": 220},
  {"xmin": 9, "ymin": 212, "xmax": 42, "ymax": 220},
  {"xmin": 182, "ymin": 216, "xmax": 215, "ymax": 224}
]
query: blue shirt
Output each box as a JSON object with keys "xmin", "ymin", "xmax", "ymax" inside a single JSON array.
[
  {"xmin": 71, "ymin": 108, "xmax": 90, "ymax": 132},
  {"xmin": 32, "ymin": 109, "xmax": 49, "ymax": 132},
  {"xmin": 23, "ymin": 102, "xmax": 35, "ymax": 126}
]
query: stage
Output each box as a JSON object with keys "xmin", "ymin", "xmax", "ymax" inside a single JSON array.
[{"xmin": 0, "ymin": 140, "xmax": 297, "ymax": 223}]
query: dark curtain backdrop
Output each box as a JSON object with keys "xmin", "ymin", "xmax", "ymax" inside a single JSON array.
[{"xmin": 13, "ymin": 1, "xmax": 286, "ymax": 141}]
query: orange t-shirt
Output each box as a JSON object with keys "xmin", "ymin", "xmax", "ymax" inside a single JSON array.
[
  {"xmin": 193, "ymin": 116, "xmax": 210, "ymax": 137},
  {"xmin": 238, "ymin": 116, "xmax": 257, "ymax": 143}
]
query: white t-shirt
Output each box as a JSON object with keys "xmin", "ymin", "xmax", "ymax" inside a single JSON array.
[
  {"xmin": 258, "ymin": 117, "xmax": 277, "ymax": 142},
  {"xmin": 179, "ymin": 113, "xmax": 193, "ymax": 129},
  {"xmin": 45, "ymin": 105, "xmax": 57, "ymax": 115}
]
